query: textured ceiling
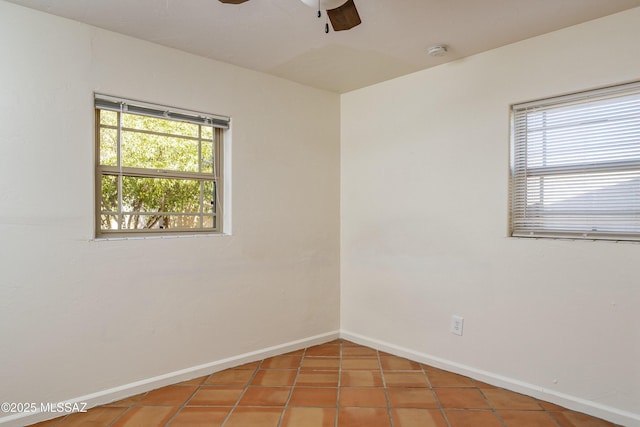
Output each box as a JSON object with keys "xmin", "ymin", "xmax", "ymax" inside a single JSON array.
[{"xmin": 5, "ymin": 0, "xmax": 640, "ymax": 93}]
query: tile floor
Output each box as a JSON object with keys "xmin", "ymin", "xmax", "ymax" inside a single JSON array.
[{"xmin": 31, "ymin": 340, "xmax": 619, "ymax": 427}]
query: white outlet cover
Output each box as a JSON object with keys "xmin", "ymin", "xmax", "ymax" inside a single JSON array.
[{"xmin": 451, "ymin": 315, "xmax": 464, "ymax": 336}]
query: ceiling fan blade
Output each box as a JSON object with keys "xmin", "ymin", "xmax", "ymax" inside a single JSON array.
[
  {"xmin": 327, "ymin": 0, "xmax": 361, "ymax": 31},
  {"xmin": 218, "ymin": 0, "xmax": 251, "ymax": 4}
]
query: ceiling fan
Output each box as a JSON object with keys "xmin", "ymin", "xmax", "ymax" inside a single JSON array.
[{"xmin": 218, "ymin": 0, "xmax": 362, "ymax": 32}]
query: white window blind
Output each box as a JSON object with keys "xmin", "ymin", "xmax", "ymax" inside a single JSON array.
[
  {"xmin": 511, "ymin": 81, "xmax": 640, "ymax": 241},
  {"xmin": 95, "ymin": 94, "xmax": 230, "ymax": 129}
]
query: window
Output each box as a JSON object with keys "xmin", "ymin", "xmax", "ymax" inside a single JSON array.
[
  {"xmin": 511, "ymin": 81, "xmax": 640, "ymax": 241},
  {"xmin": 95, "ymin": 94, "xmax": 229, "ymax": 237}
]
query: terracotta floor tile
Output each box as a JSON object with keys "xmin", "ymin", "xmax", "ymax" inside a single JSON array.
[
  {"xmin": 224, "ymin": 407, "xmax": 282, "ymax": 427},
  {"xmin": 338, "ymin": 407, "xmax": 391, "ymax": 427},
  {"xmin": 435, "ymin": 388, "xmax": 490, "ymax": 409},
  {"xmin": 392, "ymin": 408, "xmax": 448, "ymax": 427},
  {"xmin": 499, "ymin": 410, "xmax": 560, "ymax": 426},
  {"xmin": 551, "ymin": 410, "xmax": 619, "ymax": 427},
  {"xmin": 288, "ymin": 387, "xmax": 338, "ymax": 407},
  {"xmin": 473, "ymin": 379, "xmax": 498, "ymax": 389},
  {"xmin": 35, "ymin": 341, "xmax": 623, "ymax": 427},
  {"xmin": 104, "ymin": 393, "xmax": 146, "ymax": 407},
  {"xmin": 339, "ymin": 387, "xmax": 388, "ymax": 407},
  {"xmin": 281, "ymin": 407, "xmax": 336, "ymax": 427},
  {"xmin": 167, "ymin": 407, "xmax": 230, "ymax": 426},
  {"xmin": 378, "ymin": 351, "xmax": 398, "ymax": 357},
  {"xmin": 341, "ymin": 370, "xmax": 384, "ymax": 387},
  {"xmin": 29, "ymin": 418, "xmax": 65, "ymax": 427},
  {"xmin": 383, "ymin": 372, "xmax": 429, "ymax": 387},
  {"xmin": 445, "ymin": 409, "xmax": 504, "ymax": 427},
  {"xmin": 237, "ymin": 386, "xmax": 291, "ymax": 407},
  {"xmin": 205, "ymin": 369, "xmax": 255, "ymax": 385},
  {"xmin": 49, "ymin": 407, "xmax": 126, "ymax": 427},
  {"xmin": 251, "ymin": 370, "xmax": 297, "ymax": 386},
  {"xmin": 424, "ymin": 367, "xmax": 475, "ymax": 388},
  {"xmin": 138, "ymin": 385, "xmax": 197, "ymax": 406},
  {"xmin": 261, "ymin": 355, "xmax": 302, "ymax": 369},
  {"xmin": 301, "ymin": 357, "xmax": 341, "ymax": 371},
  {"xmin": 232, "ymin": 361, "xmax": 260, "ymax": 370},
  {"xmin": 112, "ymin": 406, "xmax": 178, "ymax": 427},
  {"xmin": 281, "ymin": 349, "xmax": 305, "ymax": 357},
  {"xmin": 387, "ymin": 387, "xmax": 439, "ymax": 408},
  {"xmin": 296, "ymin": 371, "xmax": 339, "ymax": 387},
  {"xmin": 188, "ymin": 386, "xmax": 244, "ymax": 406},
  {"xmin": 482, "ymin": 388, "xmax": 543, "ymax": 410},
  {"xmin": 536, "ymin": 399, "xmax": 566, "ymax": 411},
  {"xmin": 306, "ymin": 345, "xmax": 341, "ymax": 357},
  {"xmin": 177, "ymin": 375, "xmax": 208, "ymax": 386},
  {"xmin": 380, "ymin": 356, "xmax": 421, "ymax": 371},
  {"xmin": 341, "ymin": 357, "xmax": 380, "ymax": 370},
  {"xmin": 341, "ymin": 346, "xmax": 378, "ymax": 357}
]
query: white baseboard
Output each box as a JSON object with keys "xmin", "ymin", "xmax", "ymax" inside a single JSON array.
[
  {"xmin": 5, "ymin": 329, "xmax": 637, "ymax": 427},
  {"xmin": 340, "ymin": 330, "xmax": 640, "ymax": 427},
  {"xmin": 0, "ymin": 330, "xmax": 339, "ymax": 427}
]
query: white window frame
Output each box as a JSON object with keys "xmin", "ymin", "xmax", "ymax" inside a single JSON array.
[
  {"xmin": 95, "ymin": 94, "xmax": 229, "ymax": 238},
  {"xmin": 510, "ymin": 81, "xmax": 640, "ymax": 241}
]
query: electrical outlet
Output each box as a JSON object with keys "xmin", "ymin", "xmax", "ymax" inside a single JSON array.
[{"xmin": 451, "ymin": 315, "xmax": 464, "ymax": 336}]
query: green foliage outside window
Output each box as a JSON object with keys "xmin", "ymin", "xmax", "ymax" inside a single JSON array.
[{"xmin": 97, "ymin": 109, "xmax": 219, "ymax": 234}]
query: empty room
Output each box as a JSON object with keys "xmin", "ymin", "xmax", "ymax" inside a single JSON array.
[{"xmin": 0, "ymin": 0, "xmax": 638, "ymax": 426}]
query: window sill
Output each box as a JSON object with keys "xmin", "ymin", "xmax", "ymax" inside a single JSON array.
[{"xmin": 91, "ymin": 232, "xmax": 229, "ymax": 242}]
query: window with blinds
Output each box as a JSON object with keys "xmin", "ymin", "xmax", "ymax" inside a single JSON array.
[
  {"xmin": 511, "ymin": 81, "xmax": 640, "ymax": 241},
  {"xmin": 95, "ymin": 94, "xmax": 229, "ymax": 237}
]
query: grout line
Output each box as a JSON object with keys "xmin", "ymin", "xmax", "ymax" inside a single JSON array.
[
  {"xmin": 334, "ymin": 339, "xmax": 342, "ymax": 427},
  {"xmin": 276, "ymin": 348, "xmax": 306, "ymax": 427},
  {"xmin": 162, "ymin": 380, "xmax": 204, "ymax": 427},
  {"xmin": 107, "ymin": 390, "xmax": 150, "ymax": 427},
  {"xmin": 34, "ymin": 341, "xmax": 621, "ymax": 427},
  {"xmin": 422, "ymin": 366, "xmax": 452, "ymax": 427},
  {"xmin": 219, "ymin": 359, "xmax": 264, "ymax": 427},
  {"xmin": 545, "ymin": 410, "xmax": 565, "ymax": 427},
  {"xmin": 533, "ymin": 397, "xmax": 564, "ymax": 424},
  {"xmin": 377, "ymin": 348, "xmax": 395, "ymax": 427},
  {"xmin": 107, "ymin": 406, "xmax": 134, "ymax": 427},
  {"xmin": 43, "ymin": 413, "xmax": 68, "ymax": 426},
  {"xmin": 476, "ymin": 387, "xmax": 508, "ymax": 427}
]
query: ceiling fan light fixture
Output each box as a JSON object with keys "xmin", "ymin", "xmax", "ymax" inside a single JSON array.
[
  {"xmin": 217, "ymin": 0, "xmax": 361, "ymax": 33},
  {"xmin": 300, "ymin": 0, "xmax": 348, "ymax": 9}
]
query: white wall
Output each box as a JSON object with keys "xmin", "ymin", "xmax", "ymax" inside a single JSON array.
[
  {"xmin": 2, "ymin": 1, "xmax": 639, "ymax": 425},
  {"xmin": 0, "ymin": 1, "xmax": 340, "ymax": 422},
  {"xmin": 341, "ymin": 8, "xmax": 640, "ymax": 426}
]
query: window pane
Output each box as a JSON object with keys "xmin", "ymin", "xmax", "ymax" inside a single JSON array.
[
  {"xmin": 121, "ymin": 131, "xmax": 199, "ymax": 172},
  {"xmin": 203, "ymin": 181, "xmax": 216, "ymax": 213},
  {"xmin": 201, "ymin": 126, "xmax": 213, "ymax": 140},
  {"xmin": 201, "ymin": 140, "xmax": 214, "ymax": 173},
  {"xmin": 122, "ymin": 113, "xmax": 199, "ymax": 138},
  {"xmin": 512, "ymin": 82, "xmax": 640, "ymax": 240},
  {"xmin": 100, "ymin": 175, "xmax": 118, "ymax": 212},
  {"xmin": 122, "ymin": 176, "xmax": 202, "ymax": 215},
  {"xmin": 100, "ymin": 214, "xmax": 119, "ymax": 231},
  {"xmin": 100, "ymin": 110, "xmax": 118, "ymax": 126},
  {"xmin": 525, "ymin": 98, "xmax": 640, "ymax": 169},
  {"xmin": 203, "ymin": 215, "xmax": 215, "ymax": 228},
  {"xmin": 121, "ymin": 214, "xmax": 205, "ymax": 230},
  {"xmin": 99, "ymin": 128, "xmax": 118, "ymax": 166}
]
